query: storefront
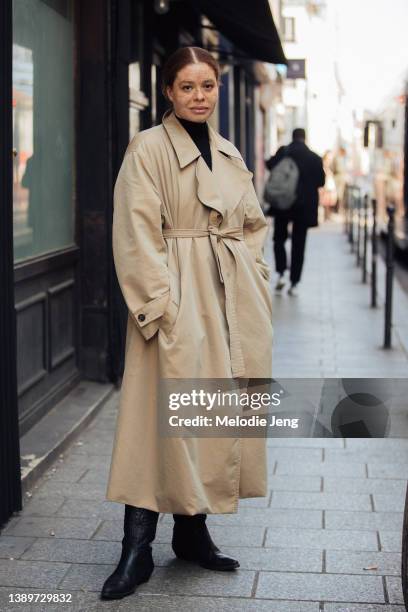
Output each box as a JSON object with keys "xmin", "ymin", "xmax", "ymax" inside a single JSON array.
[
  {"xmin": 12, "ymin": 0, "xmax": 78, "ymax": 436},
  {"xmin": 0, "ymin": 0, "xmax": 284, "ymax": 526}
]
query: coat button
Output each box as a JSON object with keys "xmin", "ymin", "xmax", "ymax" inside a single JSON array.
[{"xmin": 137, "ymin": 313, "xmax": 146, "ymax": 322}]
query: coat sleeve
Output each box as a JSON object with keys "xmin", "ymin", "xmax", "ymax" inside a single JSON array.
[
  {"xmin": 243, "ymin": 181, "xmax": 271, "ymax": 281},
  {"xmin": 112, "ymin": 142, "xmax": 170, "ymax": 341},
  {"xmin": 313, "ymin": 154, "xmax": 326, "ymax": 188},
  {"xmin": 317, "ymin": 157, "xmax": 326, "ymax": 188}
]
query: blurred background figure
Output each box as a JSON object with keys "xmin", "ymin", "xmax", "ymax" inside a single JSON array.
[
  {"xmin": 333, "ymin": 147, "xmax": 348, "ymax": 213},
  {"xmin": 319, "ymin": 150, "xmax": 337, "ymax": 221},
  {"xmin": 265, "ymin": 128, "xmax": 325, "ymax": 296}
]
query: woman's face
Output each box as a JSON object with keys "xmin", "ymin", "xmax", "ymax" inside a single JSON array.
[{"xmin": 166, "ymin": 62, "xmax": 219, "ymax": 123}]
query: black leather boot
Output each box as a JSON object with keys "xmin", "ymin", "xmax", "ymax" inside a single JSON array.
[
  {"xmin": 100, "ymin": 505, "xmax": 159, "ymax": 600},
  {"xmin": 172, "ymin": 513, "xmax": 239, "ymax": 571}
]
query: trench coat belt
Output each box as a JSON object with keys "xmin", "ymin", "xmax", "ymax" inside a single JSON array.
[{"xmin": 162, "ymin": 226, "xmax": 246, "ymax": 378}]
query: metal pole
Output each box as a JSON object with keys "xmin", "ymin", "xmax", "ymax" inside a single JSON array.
[
  {"xmin": 344, "ymin": 184, "xmax": 349, "ymax": 236},
  {"xmin": 371, "ymin": 198, "xmax": 377, "ymax": 308},
  {"xmin": 350, "ymin": 189, "xmax": 355, "ymax": 251},
  {"xmin": 383, "ymin": 204, "xmax": 395, "ymax": 349},
  {"xmin": 362, "ymin": 194, "xmax": 368, "ymax": 283},
  {"xmin": 356, "ymin": 192, "xmax": 361, "ymax": 266}
]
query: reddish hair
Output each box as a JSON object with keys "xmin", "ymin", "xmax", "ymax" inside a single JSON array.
[{"xmin": 161, "ymin": 46, "xmax": 220, "ymax": 101}]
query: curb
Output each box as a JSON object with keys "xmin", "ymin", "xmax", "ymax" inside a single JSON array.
[{"xmin": 20, "ymin": 381, "xmax": 116, "ymax": 497}]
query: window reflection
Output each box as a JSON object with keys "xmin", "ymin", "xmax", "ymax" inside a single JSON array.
[
  {"xmin": 12, "ymin": 0, "xmax": 74, "ymax": 262},
  {"xmin": 129, "ymin": 61, "xmax": 148, "ymax": 140}
]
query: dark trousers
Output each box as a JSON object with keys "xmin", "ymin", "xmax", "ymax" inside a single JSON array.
[{"xmin": 273, "ymin": 216, "xmax": 308, "ymax": 285}]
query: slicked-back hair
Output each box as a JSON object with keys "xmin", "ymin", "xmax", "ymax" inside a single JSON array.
[{"xmin": 161, "ymin": 46, "xmax": 220, "ymax": 101}]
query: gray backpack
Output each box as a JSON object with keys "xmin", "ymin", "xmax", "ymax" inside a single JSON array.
[{"xmin": 264, "ymin": 152, "xmax": 299, "ymax": 211}]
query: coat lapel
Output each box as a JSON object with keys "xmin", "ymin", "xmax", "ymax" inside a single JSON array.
[{"xmin": 162, "ymin": 109, "xmax": 253, "ymax": 221}]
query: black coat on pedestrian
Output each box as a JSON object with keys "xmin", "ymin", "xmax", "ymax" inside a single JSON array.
[{"xmin": 265, "ymin": 141, "xmax": 325, "ymax": 227}]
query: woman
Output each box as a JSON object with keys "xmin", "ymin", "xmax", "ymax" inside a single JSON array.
[
  {"xmin": 319, "ymin": 150, "xmax": 338, "ymax": 221},
  {"xmin": 102, "ymin": 46, "xmax": 273, "ymax": 600}
]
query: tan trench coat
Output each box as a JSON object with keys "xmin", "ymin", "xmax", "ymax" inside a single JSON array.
[{"xmin": 105, "ymin": 109, "xmax": 273, "ymax": 515}]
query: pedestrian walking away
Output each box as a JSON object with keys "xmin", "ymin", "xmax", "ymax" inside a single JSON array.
[
  {"xmin": 265, "ymin": 128, "xmax": 325, "ymax": 295},
  {"xmin": 101, "ymin": 46, "xmax": 273, "ymax": 600}
]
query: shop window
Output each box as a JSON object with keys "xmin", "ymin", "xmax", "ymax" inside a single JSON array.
[
  {"xmin": 12, "ymin": 0, "xmax": 75, "ymax": 262},
  {"xmin": 129, "ymin": 62, "xmax": 149, "ymax": 139}
]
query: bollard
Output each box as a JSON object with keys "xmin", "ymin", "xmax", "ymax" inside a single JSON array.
[
  {"xmin": 383, "ymin": 204, "xmax": 395, "ymax": 349},
  {"xmin": 356, "ymin": 193, "xmax": 362, "ymax": 266},
  {"xmin": 362, "ymin": 194, "xmax": 368, "ymax": 283},
  {"xmin": 371, "ymin": 198, "xmax": 377, "ymax": 308},
  {"xmin": 344, "ymin": 185, "xmax": 350, "ymax": 236},
  {"xmin": 349, "ymin": 189, "xmax": 355, "ymax": 251}
]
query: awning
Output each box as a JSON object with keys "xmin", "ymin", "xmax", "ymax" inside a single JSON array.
[{"xmin": 193, "ymin": 0, "xmax": 286, "ymax": 65}]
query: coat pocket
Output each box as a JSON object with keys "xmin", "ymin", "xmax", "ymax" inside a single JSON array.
[
  {"xmin": 253, "ymin": 261, "xmax": 272, "ymax": 317},
  {"xmin": 159, "ymin": 292, "xmax": 180, "ymax": 336}
]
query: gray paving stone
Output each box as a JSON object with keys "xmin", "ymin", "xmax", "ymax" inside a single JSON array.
[
  {"xmin": 326, "ymin": 550, "xmax": 401, "ymax": 576},
  {"xmin": 19, "ymin": 496, "xmax": 66, "ymax": 516},
  {"xmin": 270, "ymin": 491, "xmax": 371, "ymax": 511},
  {"xmin": 256, "ymin": 571, "xmax": 384, "ymax": 603},
  {"xmin": 0, "ymin": 559, "xmax": 69, "ymax": 589},
  {"xmin": 94, "ymin": 521, "xmax": 265, "ymax": 547},
  {"xmin": 117, "ymin": 594, "xmax": 320, "ymax": 612},
  {"xmin": 78, "ymin": 429, "xmax": 116, "ymax": 444},
  {"xmin": 379, "ymin": 531, "xmax": 402, "ymax": 552},
  {"xmin": 55, "ymin": 453, "xmax": 111, "ymax": 470},
  {"xmin": 325, "ymin": 511, "xmax": 403, "ymax": 532},
  {"xmin": 77, "ymin": 469, "xmax": 109, "ymax": 484},
  {"xmin": 153, "ymin": 542, "xmax": 322, "ymax": 572},
  {"xmin": 267, "ymin": 475, "xmax": 322, "ymax": 491},
  {"xmin": 265, "ymin": 527, "xmax": 378, "ymax": 551},
  {"xmin": 60, "ymin": 563, "xmax": 255, "ymax": 597},
  {"xmin": 68, "ymin": 437, "xmax": 114, "ymax": 456},
  {"xmin": 31, "ymin": 480, "xmax": 108, "ymax": 501},
  {"xmin": 20, "ymin": 538, "xmax": 119, "ymax": 564},
  {"xmin": 0, "ymin": 536, "xmax": 36, "ymax": 560},
  {"xmin": 43, "ymin": 464, "xmax": 88, "ymax": 483},
  {"xmin": 324, "ymin": 477, "xmax": 407, "ymax": 495},
  {"xmin": 326, "ymin": 449, "xmax": 408, "ymax": 464},
  {"xmin": 386, "ymin": 576, "xmax": 404, "ymax": 604},
  {"xmin": 2, "ymin": 516, "xmax": 100, "ymax": 540},
  {"xmin": 346, "ymin": 439, "xmax": 408, "ymax": 451},
  {"xmin": 55, "ymin": 499, "xmax": 124, "ymax": 520},
  {"xmin": 276, "ymin": 461, "xmax": 366, "ymax": 477},
  {"xmin": 161, "ymin": 507, "xmax": 323, "ymax": 529},
  {"xmin": 267, "ymin": 438, "xmax": 344, "ymax": 448},
  {"xmin": 140, "ymin": 566, "xmax": 256, "ymax": 598},
  {"xmin": 237, "ymin": 496, "xmax": 270, "ymax": 508},
  {"xmin": 55, "ymin": 563, "xmax": 116, "ymax": 593},
  {"xmin": 373, "ymin": 492, "xmax": 406, "ymax": 513},
  {"xmin": 324, "ymin": 604, "xmax": 405, "ymax": 611},
  {"xmin": 267, "ymin": 447, "xmax": 323, "ymax": 461},
  {"xmin": 368, "ymin": 463, "xmax": 408, "ymax": 479}
]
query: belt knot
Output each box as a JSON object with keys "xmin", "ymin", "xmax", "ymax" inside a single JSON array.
[{"xmin": 208, "ymin": 225, "xmax": 221, "ymax": 240}]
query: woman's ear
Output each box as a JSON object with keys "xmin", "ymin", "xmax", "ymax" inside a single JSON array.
[{"xmin": 166, "ymin": 86, "xmax": 173, "ymax": 103}]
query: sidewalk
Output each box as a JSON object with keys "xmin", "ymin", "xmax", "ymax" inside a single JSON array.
[
  {"xmin": 0, "ymin": 220, "xmax": 408, "ymax": 611},
  {"xmin": 266, "ymin": 217, "xmax": 408, "ymax": 379}
]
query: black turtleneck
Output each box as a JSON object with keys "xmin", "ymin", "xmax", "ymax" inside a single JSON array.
[{"xmin": 176, "ymin": 115, "xmax": 212, "ymax": 171}]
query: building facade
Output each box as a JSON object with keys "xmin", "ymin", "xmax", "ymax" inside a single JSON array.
[{"xmin": 0, "ymin": 0, "xmax": 284, "ymax": 526}]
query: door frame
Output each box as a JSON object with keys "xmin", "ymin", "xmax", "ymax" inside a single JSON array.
[{"xmin": 0, "ymin": 0, "xmax": 23, "ymax": 527}]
